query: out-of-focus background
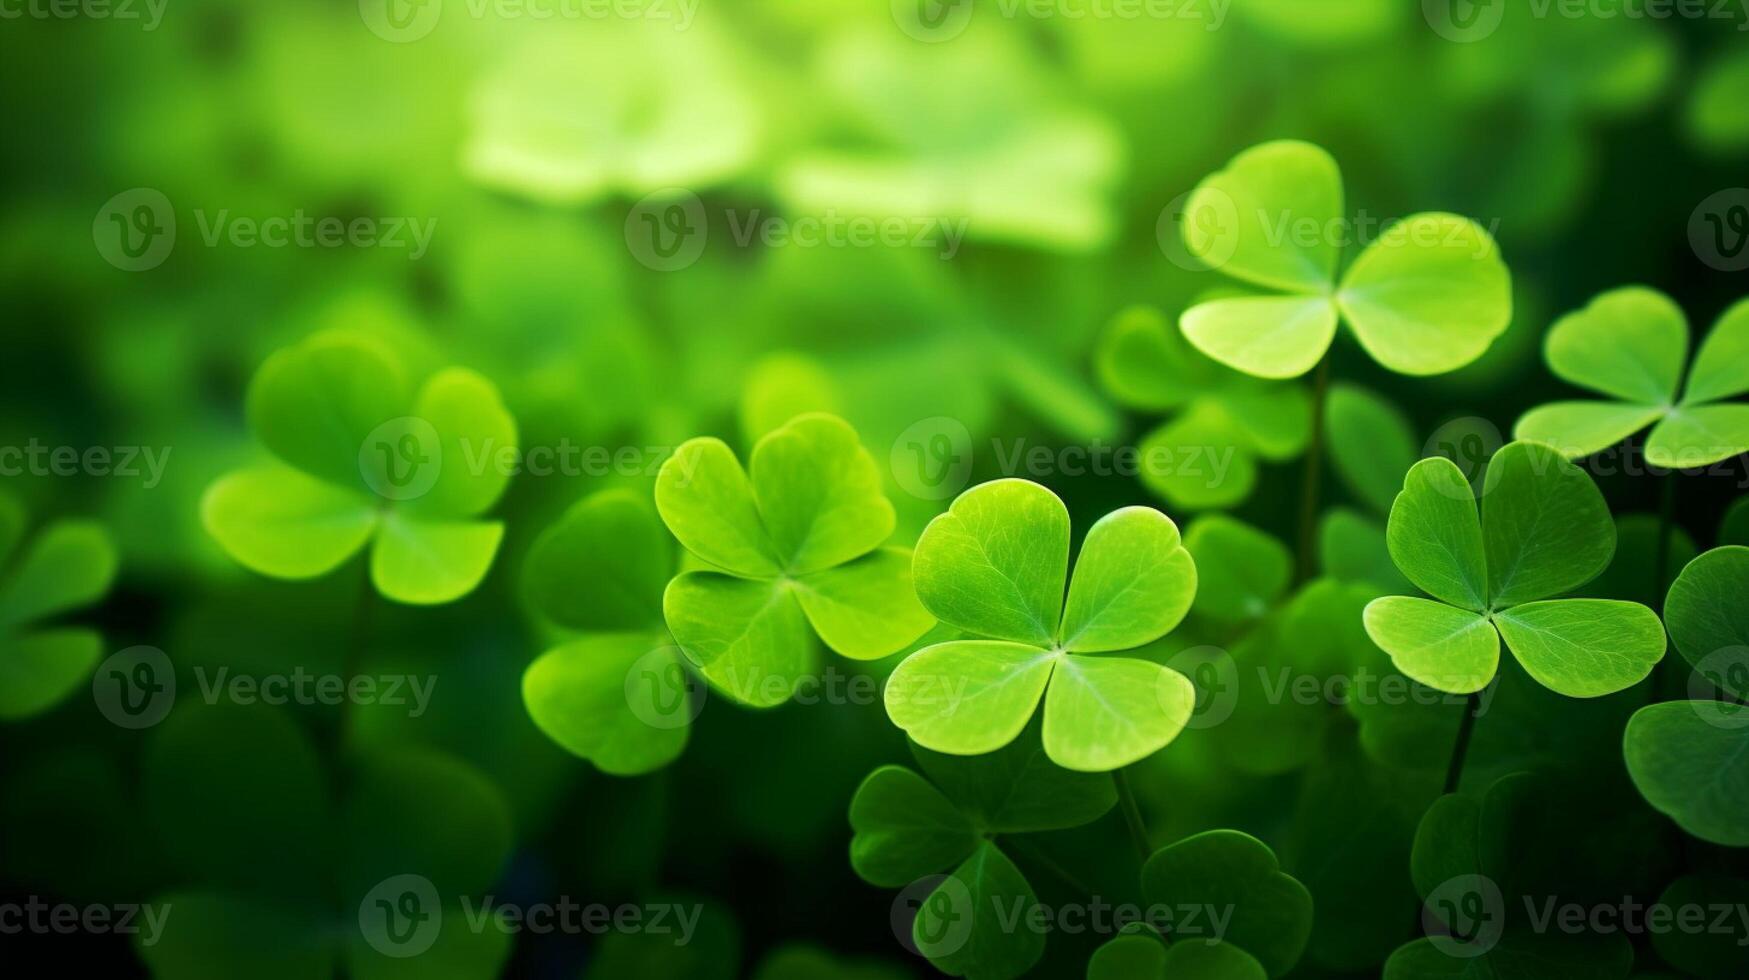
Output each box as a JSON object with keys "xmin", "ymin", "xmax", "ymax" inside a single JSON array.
[{"xmin": 3, "ymin": 0, "xmax": 1749, "ymax": 976}]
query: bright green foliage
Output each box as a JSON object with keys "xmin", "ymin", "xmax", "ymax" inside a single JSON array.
[
  {"xmin": 1096, "ymin": 305, "xmax": 1310, "ymax": 510},
  {"xmin": 656, "ymin": 414, "xmax": 932, "ymax": 707},
  {"xmin": 739, "ymin": 352, "xmax": 842, "ymax": 446},
  {"xmin": 0, "ymin": 493, "xmax": 118, "ymax": 720},
  {"xmin": 1183, "ymin": 515, "xmax": 1291, "ymax": 624},
  {"xmin": 137, "ymin": 703, "xmax": 513, "ymax": 979},
  {"xmin": 1180, "ymin": 141, "xmax": 1512, "ymax": 379},
  {"xmin": 886, "ymin": 479, "xmax": 1198, "ymax": 771},
  {"xmin": 1087, "ymin": 929, "xmax": 1268, "ymax": 980},
  {"xmin": 202, "ymin": 331, "xmax": 517, "ymax": 605},
  {"xmin": 1363, "ymin": 443, "xmax": 1665, "ymax": 697},
  {"xmin": 1516, "ymin": 288, "xmax": 1749, "ymax": 466},
  {"xmin": 520, "ymin": 490, "xmax": 694, "ymax": 776},
  {"xmin": 1663, "ymin": 547, "xmax": 1749, "ymax": 699},
  {"xmin": 1139, "ymin": 830, "xmax": 1313, "ymax": 977},
  {"xmin": 847, "ymin": 722, "xmax": 1112, "ymax": 980}
]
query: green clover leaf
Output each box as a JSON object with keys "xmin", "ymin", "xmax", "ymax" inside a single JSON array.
[
  {"xmin": 1139, "ymin": 830, "xmax": 1313, "ymax": 977},
  {"xmin": 202, "ymin": 330, "xmax": 517, "ymax": 605},
  {"xmin": 656, "ymin": 413, "xmax": 932, "ymax": 707},
  {"xmin": 1515, "ymin": 288, "xmax": 1749, "ymax": 466},
  {"xmin": 138, "ymin": 703, "xmax": 514, "ymax": 980},
  {"xmin": 1363, "ymin": 442, "xmax": 1665, "ymax": 697},
  {"xmin": 0, "ymin": 493, "xmax": 119, "ymax": 721},
  {"xmin": 1180, "ymin": 141, "xmax": 1512, "ymax": 379},
  {"xmin": 1088, "ymin": 929, "xmax": 1268, "ymax": 980},
  {"xmin": 521, "ymin": 490, "xmax": 695, "ymax": 776},
  {"xmin": 1097, "ymin": 305, "xmax": 1311, "ymax": 511},
  {"xmin": 1325, "ymin": 384, "xmax": 1419, "ymax": 516},
  {"xmin": 848, "ymin": 723, "xmax": 1107, "ymax": 980},
  {"xmin": 886, "ymin": 479, "xmax": 1198, "ymax": 771},
  {"xmin": 1183, "ymin": 515, "xmax": 1292, "ymax": 625}
]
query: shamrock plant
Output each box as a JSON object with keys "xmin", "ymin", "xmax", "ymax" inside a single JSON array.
[
  {"xmin": 1178, "ymin": 140, "xmax": 1513, "ymax": 379},
  {"xmin": 203, "ymin": 330, "xmax": 517, "ymax": 605},
  {"xmin": 1516, "ymin": 287, "xmax": 1749, "ymax": 465},
  {"xmin": 849, "ymin": 719, "xmax": 1117, "ymax": 980},
  {"xmin": 655, "ymin": 413, "xmax": 932, "ymax": 707},
  {"xmin": 521, "ymin": 490, "xmax": 697, "ymax": 776},
  {"xmin": 1139, "ymin": 830, "xmax": 1312, "ymax": 978},
  {"xmin": 1363, "ymin": 441, "xmax": 1665, "ymax": 698},
  {"xmin": 884, "ymin": 478, "xmax": 1198, "ymax": 772},
  {"xmin": 0, "ymin": 492, "xmax": 118, "ymax": 720},
  {"xmin": 1096, "ymin": 305, "xmax": 1310, "ymax": 510},
  {"xmin": 1625, "ymin": 545, "xmax": 1749, "ymax": 846}
]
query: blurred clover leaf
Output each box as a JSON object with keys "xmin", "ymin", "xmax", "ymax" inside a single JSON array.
[
  {"xmin": 1179, "ymin": 140, "xmax": 1512, "ymax": 379},
  {"xmin": 1317, "ymin": 385, "xmax": 1419, "ymax": 597},
  {"xmin": 0, "ymin": 493, "xmax": 118, "ymax": 720},
  {"xmin": 1625, "ymin": 546, "xmax": 1749, "ymax": 847},
  {"xmin": 463, "ymin": 22, "xmax": 760, "ymax": 206},
  {"xmin": 202, "ymin": 330, "xmax": 517, "ymax": 605},
  {"xmin": 1233, "ymin": 0, "xmax": 1402, "ymax": 48},
  {"xmin": 1651, "ymin": 874, "xmax": 1749, "ymax": 978},
  {"xmin": 1096, "ymin": 305, "xmax": 1311, "ymax": 511},
  {"xmin": 1688, "ymin": 45, "xmax": 1749, "ymax": 155},
  {"xmin": 1515, "ymin": 288, "xmax": 1749, "ymax": 466},
  {"xmin": 1724, "ymin": 497, "xmax": 1749, "ymax": 548},
  {"xmin": 1182, "ymin": 514, "xmax": 1291, "ymax": 626},
  {"xmin": 1140, "ymin": 830, "xmax": 1312, "ymax": 977},
  {"xmin": 656, "ymin": 413, "xmax": 932, "ymax": 707},
  {"xmin": 137, "ymin": 703, "xmax": 513, "ymax": 980},
  {"xmin": 1363, "ymin": 441, "xmax": 1665, "ymax": 697},
  {"xmin": 521, "ymin": 490, "xmax": 697, "ymax": 776},
  {"xmin": 848, "ymin": 720, "xmax": 1114, "ymax": 980},
  {"xmin": 1088, "ymin": 928, "xmax": 1267, "ymax": 980},
  {"xmin": 885, "ymin": 478, "xmax": 1198, "ymax": 772}
]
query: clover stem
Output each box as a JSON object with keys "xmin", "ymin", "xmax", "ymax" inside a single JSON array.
[
  {"xmin": 1295, "ymin": 353, "xmax": 1333, "ymax": 585},
  {"xmin": 1113, "ymin": 768, "xmax": 1152, "ymax": 862},
  {"xmin": 1442, "ymin": 691, "xmax": 1482, "ymax": 796},
  {"xmin": 1649, "ymin": 469, "xmax": 1679, "ymax": 702}
]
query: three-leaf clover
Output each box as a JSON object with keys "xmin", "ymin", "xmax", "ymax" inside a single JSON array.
[
  {"xmin": 202, "ymin": 330, "xmax": 517, "ymax": 605},
  {"xmin": 521, "ymin": 490, "xmax": 698, "ymax": 776},
  {"xmin": 1140, "ymin": 830, "xmax": 1313, "ymax": 978},
  {"xmin": 656, "ymin": 413, "xmax": 933, "ymax": 707},
  {"xmin": 137, "ymin": 703, "xmax": 514, "ymax": 979},
  {"xmin": 884, "ymin": 478, "xmax": 1198, "ymax": 772},
  {"xmin": 1516, "ymin": 287, "xmax": 1749, "ymax": 466},
  {"xmin": 1178, "ymin": 140, "xmax": 1512, "ymax": 379},
  {"xmin": 1096, "ymin": 305, "xmax": 1311, "ymax": 510},
  {"xmin": 0, "ymin": 493, "xmax": 118, "ymax": 720},
  {"xmin": 1625, "ymin": 546, "xmax": 1749, "ymax": 847},
  {"xmin": 848, "ymin": 720, "xmax": 1116, "ymax": 980},
  {"xmin": 1362, "ymin": 441, "xmax": 1665, "ymax": 697}
]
